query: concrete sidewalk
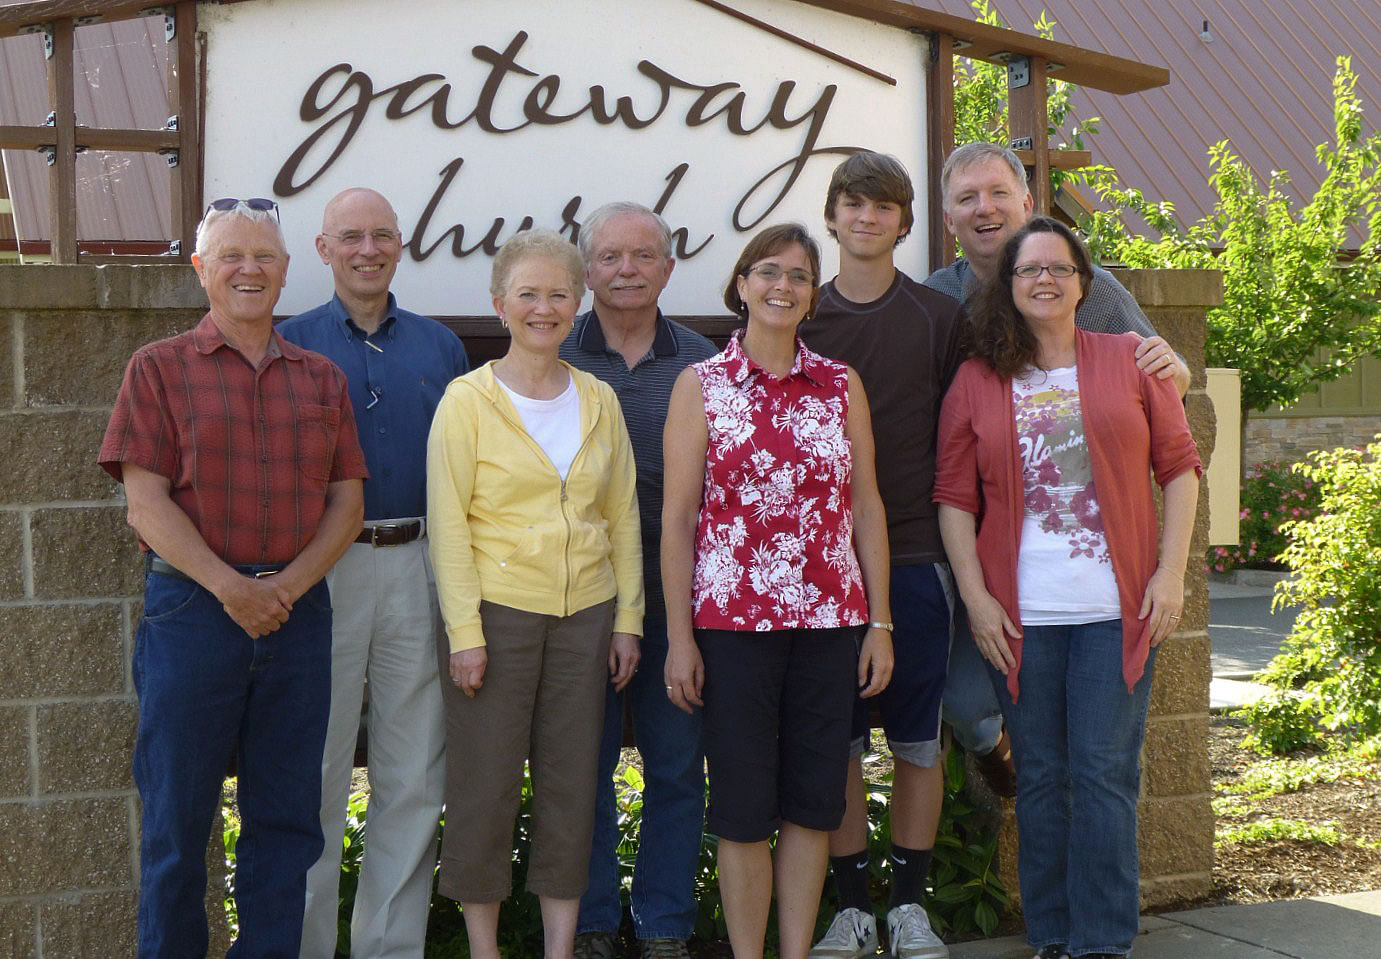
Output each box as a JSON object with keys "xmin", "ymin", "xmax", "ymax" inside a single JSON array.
[{"xmin": 947, "ymin": 889, "xmax": 1381, "ymax": 958}]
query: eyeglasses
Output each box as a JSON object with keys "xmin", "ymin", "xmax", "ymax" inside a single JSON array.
[
  {"xmin": 322, "ymin": 230, "xmax": 403, "ymax": 248},
  {"xmin": 1013, "ymin": 262, "xmax": 1079, "ymax": 279},
  {"xmin": 745, "ymin": 264, "xmax": 815, "ymax": 286},
  {"xmin": 204, "ymin": 197, "xmax": 280, "ymax": 222}
]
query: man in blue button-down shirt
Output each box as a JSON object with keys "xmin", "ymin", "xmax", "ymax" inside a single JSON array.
[{"xmin": 279, "ymin": 187, "xmax": 469, "ymax": 959}]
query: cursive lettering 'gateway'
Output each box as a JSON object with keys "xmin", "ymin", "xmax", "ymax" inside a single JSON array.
[{"xmin": 273, "ymin": 30, "xmax": 857, "ymax": 259}]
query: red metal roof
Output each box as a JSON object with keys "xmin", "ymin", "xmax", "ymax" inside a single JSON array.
[
  {"xmin": 0, "ymin": 12, "xmax": 172, "ymax": 245},
  {"xmin": 921, "ymin": 0, "xmax": 1381, "ymax": 238}
]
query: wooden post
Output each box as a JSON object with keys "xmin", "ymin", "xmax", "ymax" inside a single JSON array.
[
  {"xmin": 1007, "ymin": 55, "xmax": 1050, "ymax": 214},
  {"xmin": 47, "ymin": 17, "xmax": 77, "ymax": 263},
  {"xmin": 169, "ymin": 1, "xmax": 201, "ymax": 260},
  {"xmin": 926, "ymin": 32, "xmax": 955, "ymax": 272}
]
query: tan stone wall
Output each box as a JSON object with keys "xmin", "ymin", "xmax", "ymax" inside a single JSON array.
[
  {"xmin": 0, "ymin": 265, "xmax": 230, "ymax": 958},
  {"xmin": 1244, "ymin": 413, "xmax": 1381, "ymax": 468},
  {"xmin": 986, "ymin": 270, "xmax": 1223, "ymax": 910}
]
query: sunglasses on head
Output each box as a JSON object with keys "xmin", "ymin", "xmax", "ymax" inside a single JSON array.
[{"xmin": 204, "ymin": 197, "xmax": 281, "ymax": 222}]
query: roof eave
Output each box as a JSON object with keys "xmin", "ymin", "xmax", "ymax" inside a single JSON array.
[{"xmin": 796, "ymin": 0, "xmax": 1168, "ymax": 94}]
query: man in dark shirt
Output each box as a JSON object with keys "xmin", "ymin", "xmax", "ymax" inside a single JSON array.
[
  {"xmin": 801, "ymin": 153, "xmax": 964, "ymax": 959},
  {"xmin": 278, "ymin": 187, "xmax": 470, "ymax": 959},
  {"xmin": 562, "ymin": 202, "xmax": 717, "ymax": 959},
  {"xmin": 100, "ymin": 198, "xmax": 366, "ymax": 958}
]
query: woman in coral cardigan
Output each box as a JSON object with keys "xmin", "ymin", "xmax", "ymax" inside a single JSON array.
[{"xmin": 934, "ymin": 217, "xmax": 1200, "ymax": 959}]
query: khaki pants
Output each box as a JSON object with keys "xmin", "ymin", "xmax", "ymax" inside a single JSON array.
[{"xmin": 437, "ymin": 599, "xmax": 614, "ymax": 902}]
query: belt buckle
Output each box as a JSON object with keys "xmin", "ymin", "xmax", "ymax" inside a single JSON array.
[{"xmin": 371, "ymin": 525, "xmax": 391, "ymax": 547}]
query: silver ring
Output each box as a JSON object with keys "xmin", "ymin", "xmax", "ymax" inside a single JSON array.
[{"xmin": 666, "ymin": 685, "xmax": 674, "ymax": 691}]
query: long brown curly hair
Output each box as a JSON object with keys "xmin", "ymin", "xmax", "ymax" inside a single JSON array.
[{"xmin": 967, "ymin": 216, "xmax": 1093, "ymax": 378}]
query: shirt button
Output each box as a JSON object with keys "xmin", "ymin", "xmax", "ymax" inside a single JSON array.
[{"xmin": 378, "ymin": 427, "xmax": 386, "ymax": 434}]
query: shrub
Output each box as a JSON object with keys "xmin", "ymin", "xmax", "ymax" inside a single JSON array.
[
  {"xmin": 1234, "ymin": 437, "xmax": 1381, "ymax": 753},
  {"xmin": 231, "ymin": 744, "xmax": 1009, "ymax": 955},
  {"xmin": 1207, "ymin": 460, "xmax": 1320, "ymax": 575}
]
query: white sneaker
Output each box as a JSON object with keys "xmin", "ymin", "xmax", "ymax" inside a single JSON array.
[
  {"xmin": 886, "ymin": 903, "xmax": 948, "ymax": 959},
  {"xmin": 809, "ymin": 907, "xmax": 879, "ymax": 958}
]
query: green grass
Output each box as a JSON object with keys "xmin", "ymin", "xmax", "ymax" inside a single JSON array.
[
  {"xmin": 1217, "ymin": 736, "xmax": 1380, "ymax": 801},
  {"xmin": 1216, "ymin": 818, "xmax": 1342, "ymax": 847}
]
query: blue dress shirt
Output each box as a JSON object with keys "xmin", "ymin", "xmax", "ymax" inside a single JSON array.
[{"xmin": 278, "ymin": 293, "xmax": 469, "ymax": 520}]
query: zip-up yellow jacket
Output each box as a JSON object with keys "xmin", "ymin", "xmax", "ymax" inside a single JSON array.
[{"xmin": 426, "ymin": 360, "xmax": 644, "ymax": 653}]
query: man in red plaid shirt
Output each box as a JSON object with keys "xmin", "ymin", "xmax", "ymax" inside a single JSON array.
[{"xmin": 99, "ymin": 198, "xmax": 367, "ymax": 958}]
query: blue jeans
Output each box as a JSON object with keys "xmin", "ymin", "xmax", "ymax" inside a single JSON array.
[
  {"xmin": 941, "ymin": 604, "xmax": 1005, "ymax": 755},
  {"xmin": 578, "ymin": 617, "xmax": 705, "ymax": 941},
  {"xmin": 989, "ymin": 620, "xmax": 1155, "ymax": 958},
  {"xmin": 133, "ymin": 569, "xmax": 332, "ymax": 959}
]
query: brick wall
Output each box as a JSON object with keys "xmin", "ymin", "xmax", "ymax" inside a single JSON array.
[
  {"xmin": 0, "ymin": 265, "xmax": 228, "ymax": 958},
  {"xmin": 1244, "ymin": 413, "xmax": 1381, "ymax": 468},
  {"xmin": 0, "ymin": 263, "xmax": 1222, "ymax": 951}
]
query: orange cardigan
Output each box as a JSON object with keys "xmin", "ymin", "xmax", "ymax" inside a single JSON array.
[{"xmin": 934, "ymin": 331, "xmax": 1201, "ymax": 701}]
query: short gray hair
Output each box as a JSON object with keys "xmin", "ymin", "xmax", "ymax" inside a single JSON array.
[
  {"xmin": 577, "ymin": 202, "xmax": 674, "ymax": 267},
  {"xmin": 490, "ymin": 229, "xmax": 586, "ymax": 300},
  {"xmin": 194, "ymin": 201, "xmax": 286, "ymax": 259},
  {"xmin": 940, "ymin": 144, "xmax": 1029, "ymax": 211}
]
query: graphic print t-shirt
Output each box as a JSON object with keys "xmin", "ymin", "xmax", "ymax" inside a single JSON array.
[{"xmin": 1012, "ymin": 366, "xmax": 1120, "ymax": 624}]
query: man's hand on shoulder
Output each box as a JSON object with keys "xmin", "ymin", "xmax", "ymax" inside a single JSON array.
[{"xmin": 1133, "ymin": 334, "xmax": 1191, "ymax": 397}]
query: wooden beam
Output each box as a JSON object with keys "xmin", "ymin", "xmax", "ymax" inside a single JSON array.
[
  {"xmin": 796, "ymin": 0, "xmax": 1168, "ymax": 94},
  {"xmin": 1008, "ymin": 56, "xmax": 1050, "ymax": 215},
  {"xmin": 926, "ymin": 31, "xmax": 955, "ymax": 273},
  {"xmin": 1013, "ymin": 149, "xmax": 1092, "ymax": 171},
  {"xmin": 0, "ymin": 124, "xmax": 179, "ymax": 152},
  {"xmin": 171, "ymin": 1, "xmax": 199, "ymax": 261},
  {"xmin": 47, "ymin": 17, "xmax": 78, "ymax": 264},
  {"xmin": 0, "ymin": 1, "xmax": 156, "ymax": 39}
]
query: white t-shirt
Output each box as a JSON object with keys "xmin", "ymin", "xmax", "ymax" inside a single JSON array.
[
  {"xmin": 1011, "ymin": 366, "xmax": 1120, "ymax": 625},
  {"xmin": 497, "ymin": 375, "xmax": 582, "ymax": 480}
]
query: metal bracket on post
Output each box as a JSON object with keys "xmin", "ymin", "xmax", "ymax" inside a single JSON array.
[
  {"xmin": 165, "ymin": 115, "xmax": 179, "ymax": 131},
  {"xmin": 1007, "ymin": 55, "xmax": 1031, "ymax": 89},
  {"xmin": 18, "ymin": 22, "xmax": 54, "ymax": 59},
  {"xmin": 158, "ymin": 149, "xmax": 180, "ymax": 168},
  {"xmin": 36, "ymin": 145, "xmax": 56, "ymax": 166},
  {"xmin": 1010, "ymin": 137, "xmax": 1034, "ymax": 151},
  {"xmin": 169, "ymin": 240, "xmax": 182, "ymax": 257},
  {"xmin": 138, "ymin": 6, "xmax": 175, "ymax": 40}
]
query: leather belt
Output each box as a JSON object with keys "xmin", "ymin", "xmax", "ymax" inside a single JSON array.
[
  {"xmin": 146, "ymin": 555, "xmax": 284, "ymax": 581},
  {"xmin": 355, "ymin": 520, "xmax": 424, "ymax": 547}
]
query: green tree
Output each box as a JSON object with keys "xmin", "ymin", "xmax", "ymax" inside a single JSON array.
[{"xmin": 1081, "ymin": 58, "xmax": 1381, "ymax": 414}]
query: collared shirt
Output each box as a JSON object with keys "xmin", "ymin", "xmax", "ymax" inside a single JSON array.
[
  {"xmin": 277, "ymin": 293, "xmax": 469, "ymax": 520},
  {"xmin": 99, "ymin": 314, "xmax": 369, "ymax": 566},
  {"xmin": 560, "ymin": 309, "xmax": 716, "ymax": 617},
  {"xmin": 922, "ymin": 258, "xmax": 1159, "ymax": 337},
  {"xmin": 690, "ymin": 332, "xmax": 868, "ymax": 631}
]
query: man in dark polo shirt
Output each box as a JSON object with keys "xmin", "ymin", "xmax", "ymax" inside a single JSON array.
[
  {"xmin": 99, "ymin": 198, "xmax": 367, "ymax": 958},
  {"xmin": 562, "ymin": 202, "xmax": 717, "ymax": 959},
  {"xmin": 279, "ymin": 187, "xmax": 469, "ymax": 959}
]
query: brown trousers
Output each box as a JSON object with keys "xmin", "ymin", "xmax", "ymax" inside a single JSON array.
[{"xmin": 437, "ymin": 599, "xmax": 614, "ymax": 902}]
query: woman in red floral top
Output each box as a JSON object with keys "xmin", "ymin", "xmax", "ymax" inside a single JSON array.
[{"xmin": 661, "ymin": 223, "xmax": 894, "ymax": 959}]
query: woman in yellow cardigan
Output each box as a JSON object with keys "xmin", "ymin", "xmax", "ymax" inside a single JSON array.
[{"xmin": 427, "ymin": 229, "xmax": 644, "ymax": 959}]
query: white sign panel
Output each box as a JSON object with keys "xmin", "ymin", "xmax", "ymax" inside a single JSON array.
[{"xmin": 201, "ymin": 0, "xmax": 929, "ymax": 316}]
